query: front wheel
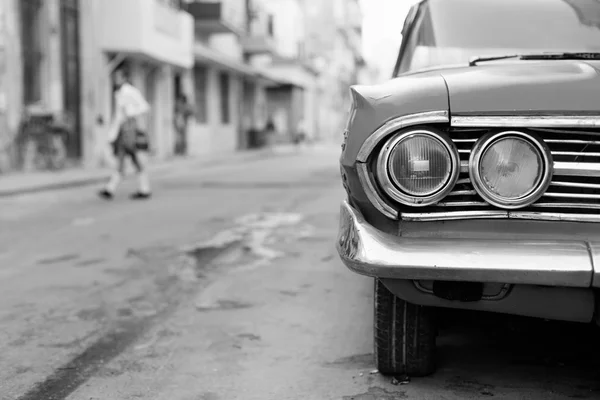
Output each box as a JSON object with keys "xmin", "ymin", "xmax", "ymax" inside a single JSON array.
[{"xmin": 374, "ymin": 279, "xmax": 437, "ymax": 377}]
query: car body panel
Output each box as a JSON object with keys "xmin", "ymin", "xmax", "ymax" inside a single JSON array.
[
  {"xmin": 337, "ymin": 0, "xmax": 600, "ymax": 325},
  {"xmin": 339, "ymin": 74, "xmax": 449, "ymax": 167},
  {"xmin": 381, "ymin": 279, "xmax": 595, "ymax": 323},
  {"xmin": 441, "ymin": 60, "xmax": 600, "ymax": 115},
  {"xmin": 337, "ymin": 199, "xmax": 596, "ymax": 288}
]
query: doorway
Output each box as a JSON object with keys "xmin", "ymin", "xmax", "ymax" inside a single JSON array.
[
  {"xmin": 143, "ymin": 65, "xmax": 159, "ymax": 155},
  {"xmin": 60, "ymin": 0, "xmax": 82, "ymax": 159},
  {"xmin": 173, "ymin": 73, "xmax": 187, "ymax": 155},
  {"xmin": 241, "ymin": 79, "xmax": 256, "ymax": 149}
]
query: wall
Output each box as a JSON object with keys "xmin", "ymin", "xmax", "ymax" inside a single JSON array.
[
  {"xmin": 0, "ymin": 0, "xmax": 68, "ymax": 171},
  {"xmin": 260, "ymin": 0, "xmax": 304, "ymax": 58},
  {"xmin": 81, "ymin": 0, "xmax": 195, "ymax": 166},
  {"xmin": 0, "ymin": 0, "xmax": 21, "ymax": 170},
  {"xmin": 96, "ymin": 0, "xmax": 194, "ymax": 69},
  {"xmin": 188, "ymin": 67, "xmax": 241, "ymax": 157}
]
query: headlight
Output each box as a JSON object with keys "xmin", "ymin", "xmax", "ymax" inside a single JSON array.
[
  {"xmin": 376, "ymin": 129, "xmax": 460, "ymax": 206},
  {"xmin": 469, "ymin": 131, "xmax": 553, "ymax": 209}
]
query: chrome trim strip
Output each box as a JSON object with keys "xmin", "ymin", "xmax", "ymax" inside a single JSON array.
[
  {"xmin": 544, "ymin": 192, "xmax": 600, "ymax": 200},
  {"xmin": 337, "ymin": 200, "xmax": 594, "ymax": 287},
  {"xmin": 452, "ymin": 138, "xmax": 477, "ymax": 143},
  {"xmin": 447, "ymin": 190, "xmax": 477, "ymax": 196},
  {"xmin": 401, "ymin": 210, "xmax": 506, "ymax": 221},
  {"xmin": 510, "ymin": 212, "xmax": 600, "ymax": 223},
  {"xmin": 546, "ymin": 139, "xmax": 600, "ymax": 145},
  {"xmin": 553, "ymin": 151, "xmax": 600, "ymax": 157},
  {"xmin": 469, "ymin": 131, "xmax": 554, "ymax": 209},
  {"xmin": 461, "ymin": 149, "xmax": 600, "ymax": 157},
  {"xmin": 436, "ymin": 201, "xmax": 489, "ymax": 207},
  {"xmin": 401, "ymin": 210, "xmax": 600, "ymax": 223},
  {"xmin": 356, "ymin": 163, "xmax": 399, "ymax": 219},
  {"xmin": 460, "ymin": 161, "xmax": 469, "ymax": 173},
  {"xmin": 532, "ymin": 202, "xmax": 600, "ymax": 210},
  {"xmin": 413, "ymin": 281, "xmax": 512, "ymax": 301},
  {"xmin": 550, "ymin": 181, "xmax": 600, "ymax": 190},
  {"xmin": 356, "ymin": 110, "xmax": 449, "ymax": 162},
  {"xmin": 530, "ymin": 127, "xmax": 600, "ymax": 136},
  {"xmin": 554, "ymin": 162, "xmax": 600, "ymax": 177},
  {"xmin": 376, "ymin": 128, "xmax": 461, "ymax": 207},
  {"xmin": 452, "ymin": 115, "xmax": 600, "ymax": 128}
]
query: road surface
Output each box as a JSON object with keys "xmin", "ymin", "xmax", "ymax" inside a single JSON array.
[{"xmin": 0, "ymin": 146, "xmax": 599, "ymax": 400}]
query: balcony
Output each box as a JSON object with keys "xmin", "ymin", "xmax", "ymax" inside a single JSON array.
[
  {"xmin": 96, "ymin": 0, "xmax": 194, "ymax": 68},
  {"xmin": 186, "ymin": 1, "xmax": 244, "ymax": 35},
  {"xmin": 241, "ymin": 7, "xmax": 276, "ymax": 55},
  {"xmin": 241, "ymin": 34, "xmax": 276, "ymax": 55}
]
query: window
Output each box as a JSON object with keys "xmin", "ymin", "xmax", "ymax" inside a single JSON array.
[
  {"xmin": 21, "ymin": 0, "xmax": 44, "ymax": 105},
  {"xmin": 219, "ymin": 72, "xmax": 230, "ymax": 124},
  {"xmin": 396, "ymin": 0, "xmax": 600, "ymax": 75},
  {"xmin": 194, "ymin": 65, "xmax": 208, "ymax": 123},
  {"xmin": 60, "ymin": 0, "xmax": 82, "ymax": 158},
  {"xmin": 267, "ymin": 15, "xmax": 274, "ymax": 37}
]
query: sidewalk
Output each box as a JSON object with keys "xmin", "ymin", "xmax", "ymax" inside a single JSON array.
[{"xmin": 0, "ymin": 144, "xmax": 316, "ymax": 198}]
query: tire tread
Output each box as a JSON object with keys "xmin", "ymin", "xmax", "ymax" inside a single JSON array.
[{"xmin": 374, "ymin": 279, "xmax": 436, "ymax": 376}]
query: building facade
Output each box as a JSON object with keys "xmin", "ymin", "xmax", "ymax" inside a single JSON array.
[
  {"xmin": 0, "ymin": 0, "xmax": 364, "ymax": 173},
  {"xmin": 82, "ymin": 0, "xmax": 194, "ymax": 166},
  {"xmin": 0, "ymin": 0, "xmax": 84, "ymax": 171},
  {"xmin": 249, "ymin": 0, "xmax": 320, "ymax": 143},
  {"xmin": 185, "ymin": 0, "xmax": 277, "ymax": 156},
  {"xmin": 303, "ymin": 0, "xmax": 365, "ymax": 143},
  {"xmin": 0, "ymin": 0, "xmax": 195, "ymax": 172}
]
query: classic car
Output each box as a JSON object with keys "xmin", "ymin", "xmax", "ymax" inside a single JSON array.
[{"xmin": 337, "ymin": 0, "xmax": 600, "ymax": 377}]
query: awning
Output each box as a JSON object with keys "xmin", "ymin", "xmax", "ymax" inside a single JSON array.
[{"xmin": 194, "ymin": 43, "xmax": 282, "ymax": 85}]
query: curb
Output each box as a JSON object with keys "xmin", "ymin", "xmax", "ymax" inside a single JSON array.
[
  {"xmin": 0, "ymin": 146, "xmax": 302, "ymax": 198},
  {"xmin": 0, "ymin": 175, "xmax": 110, "ymax": 198}
]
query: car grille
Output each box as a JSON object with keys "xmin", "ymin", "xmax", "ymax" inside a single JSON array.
[{"xmin": 400, "ymin": 127, "xmax": 600, "ymax": 221}]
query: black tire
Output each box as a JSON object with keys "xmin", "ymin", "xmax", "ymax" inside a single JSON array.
[{"xmin": 374, "ymin": 278, "xmax": 437, "ymax": 377}]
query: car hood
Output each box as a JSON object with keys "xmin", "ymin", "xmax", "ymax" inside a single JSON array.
[{"xmin": 439, "ymin": 60, "xmax": 600, "ymax": 115}]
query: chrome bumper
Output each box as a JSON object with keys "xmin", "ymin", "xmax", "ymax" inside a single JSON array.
[{"xmin": 337, "ymin": 200, "xmax": 600, "ymax": 288}]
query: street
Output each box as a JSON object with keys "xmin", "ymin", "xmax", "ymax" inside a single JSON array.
[{"xmin": 0, "ymin": 146, "xmax": 599, "ymax": 400}]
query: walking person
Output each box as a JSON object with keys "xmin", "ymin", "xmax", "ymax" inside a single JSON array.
[
  {"xmin": 98, "ymin": 66, "xmax": 152, "ymax": 200},
  {"xmin": 174, "ymin": 93, "xmax": 193, "ymax": 155},
  {"xmin": 293, "ymin": 118, "xmax": 307, "ymax": 152}
]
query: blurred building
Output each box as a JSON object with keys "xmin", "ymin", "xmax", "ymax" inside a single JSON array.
[
  {"xmin": 248, "ymin": 0, "xmax": 320, "ymax": 143},
  {"xmin": 0, "ymin": 0, "xmax": 194, "ymax": 170},
  {"xmin": 0, "ymin": 0, "xmax": 90, "ymax": 170},
  {"xmin": 0, "ymin": 0, "xmax": 365, "ymax": 173},
  {"xmin": 186, "ymin": 0, "xmax": 273, "ymax": 155},
  {"xmin": 303, "ymin": 0, "xmax": 365, "ymax": 142},
  {"xmin": 83, "ymin": 0, "xmax": 194, "ymax": 164}
]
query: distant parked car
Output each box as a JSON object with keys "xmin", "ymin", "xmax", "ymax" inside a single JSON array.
[{"xmin": 337, "ymin": 0, "xmax": 600, "ymax": 377}]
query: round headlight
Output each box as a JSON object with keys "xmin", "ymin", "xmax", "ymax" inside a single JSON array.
[
  {"xmin": 469, "ymin": 131, "xmax": 553, "ymax": 209},
  {"xmin": 377, "ymin": 129, "xmax": 460, "ymax": 207}
]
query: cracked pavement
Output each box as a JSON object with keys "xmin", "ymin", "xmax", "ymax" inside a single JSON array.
[{"xmin": 0, "ymin": 146, "xmax": 599, "ymax": 400}]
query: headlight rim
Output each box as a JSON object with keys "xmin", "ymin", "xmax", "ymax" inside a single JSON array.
[
  {"xmin": 468, "ymin": 130, "xmax": 553, "ymax": 210},
  {"xmin": 376, "ymin": 128, "xmax": 461, "ymax": 207}
]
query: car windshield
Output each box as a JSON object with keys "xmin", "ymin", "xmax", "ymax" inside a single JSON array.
[{"xmin": 398, "ymin": 0, "xmax": 600, "ymax": 74}]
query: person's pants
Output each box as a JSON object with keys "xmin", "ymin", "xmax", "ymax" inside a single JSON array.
[
  {"xmin": 105, "ymin": 145, "xmax": 150, "ymax": 194},
  {"xmin": 116, "ymin": 146, "xmax": 143, "ymax": 174}
]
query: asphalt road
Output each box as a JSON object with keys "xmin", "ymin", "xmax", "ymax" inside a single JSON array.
[{"xmin": 1, "ymin": 145, "xmax": 599, "ymax": 400}]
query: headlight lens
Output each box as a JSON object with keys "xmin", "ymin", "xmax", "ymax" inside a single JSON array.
[
  {"xmin": 388, "ymin": 134, "xmax": 452, "ymax": 196},
  {"xmin": 376, "ymin": 129, "xmax": 460, "ymax": 207},
  {"xmin": 479, "ymin": 137, "xmax": 542, "ymax": 199},
  {"xmin": 469, "ymin": 131, "xmax": 552, "ymax": 209}
]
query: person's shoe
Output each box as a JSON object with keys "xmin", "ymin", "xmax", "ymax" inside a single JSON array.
[
  {"xmin": 98, "ymin": 189, "xmax": 113, "ymax": 200},
  {"xmin": 130, "ymin": 191, "xmax": 152, "ymax": 200}
]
